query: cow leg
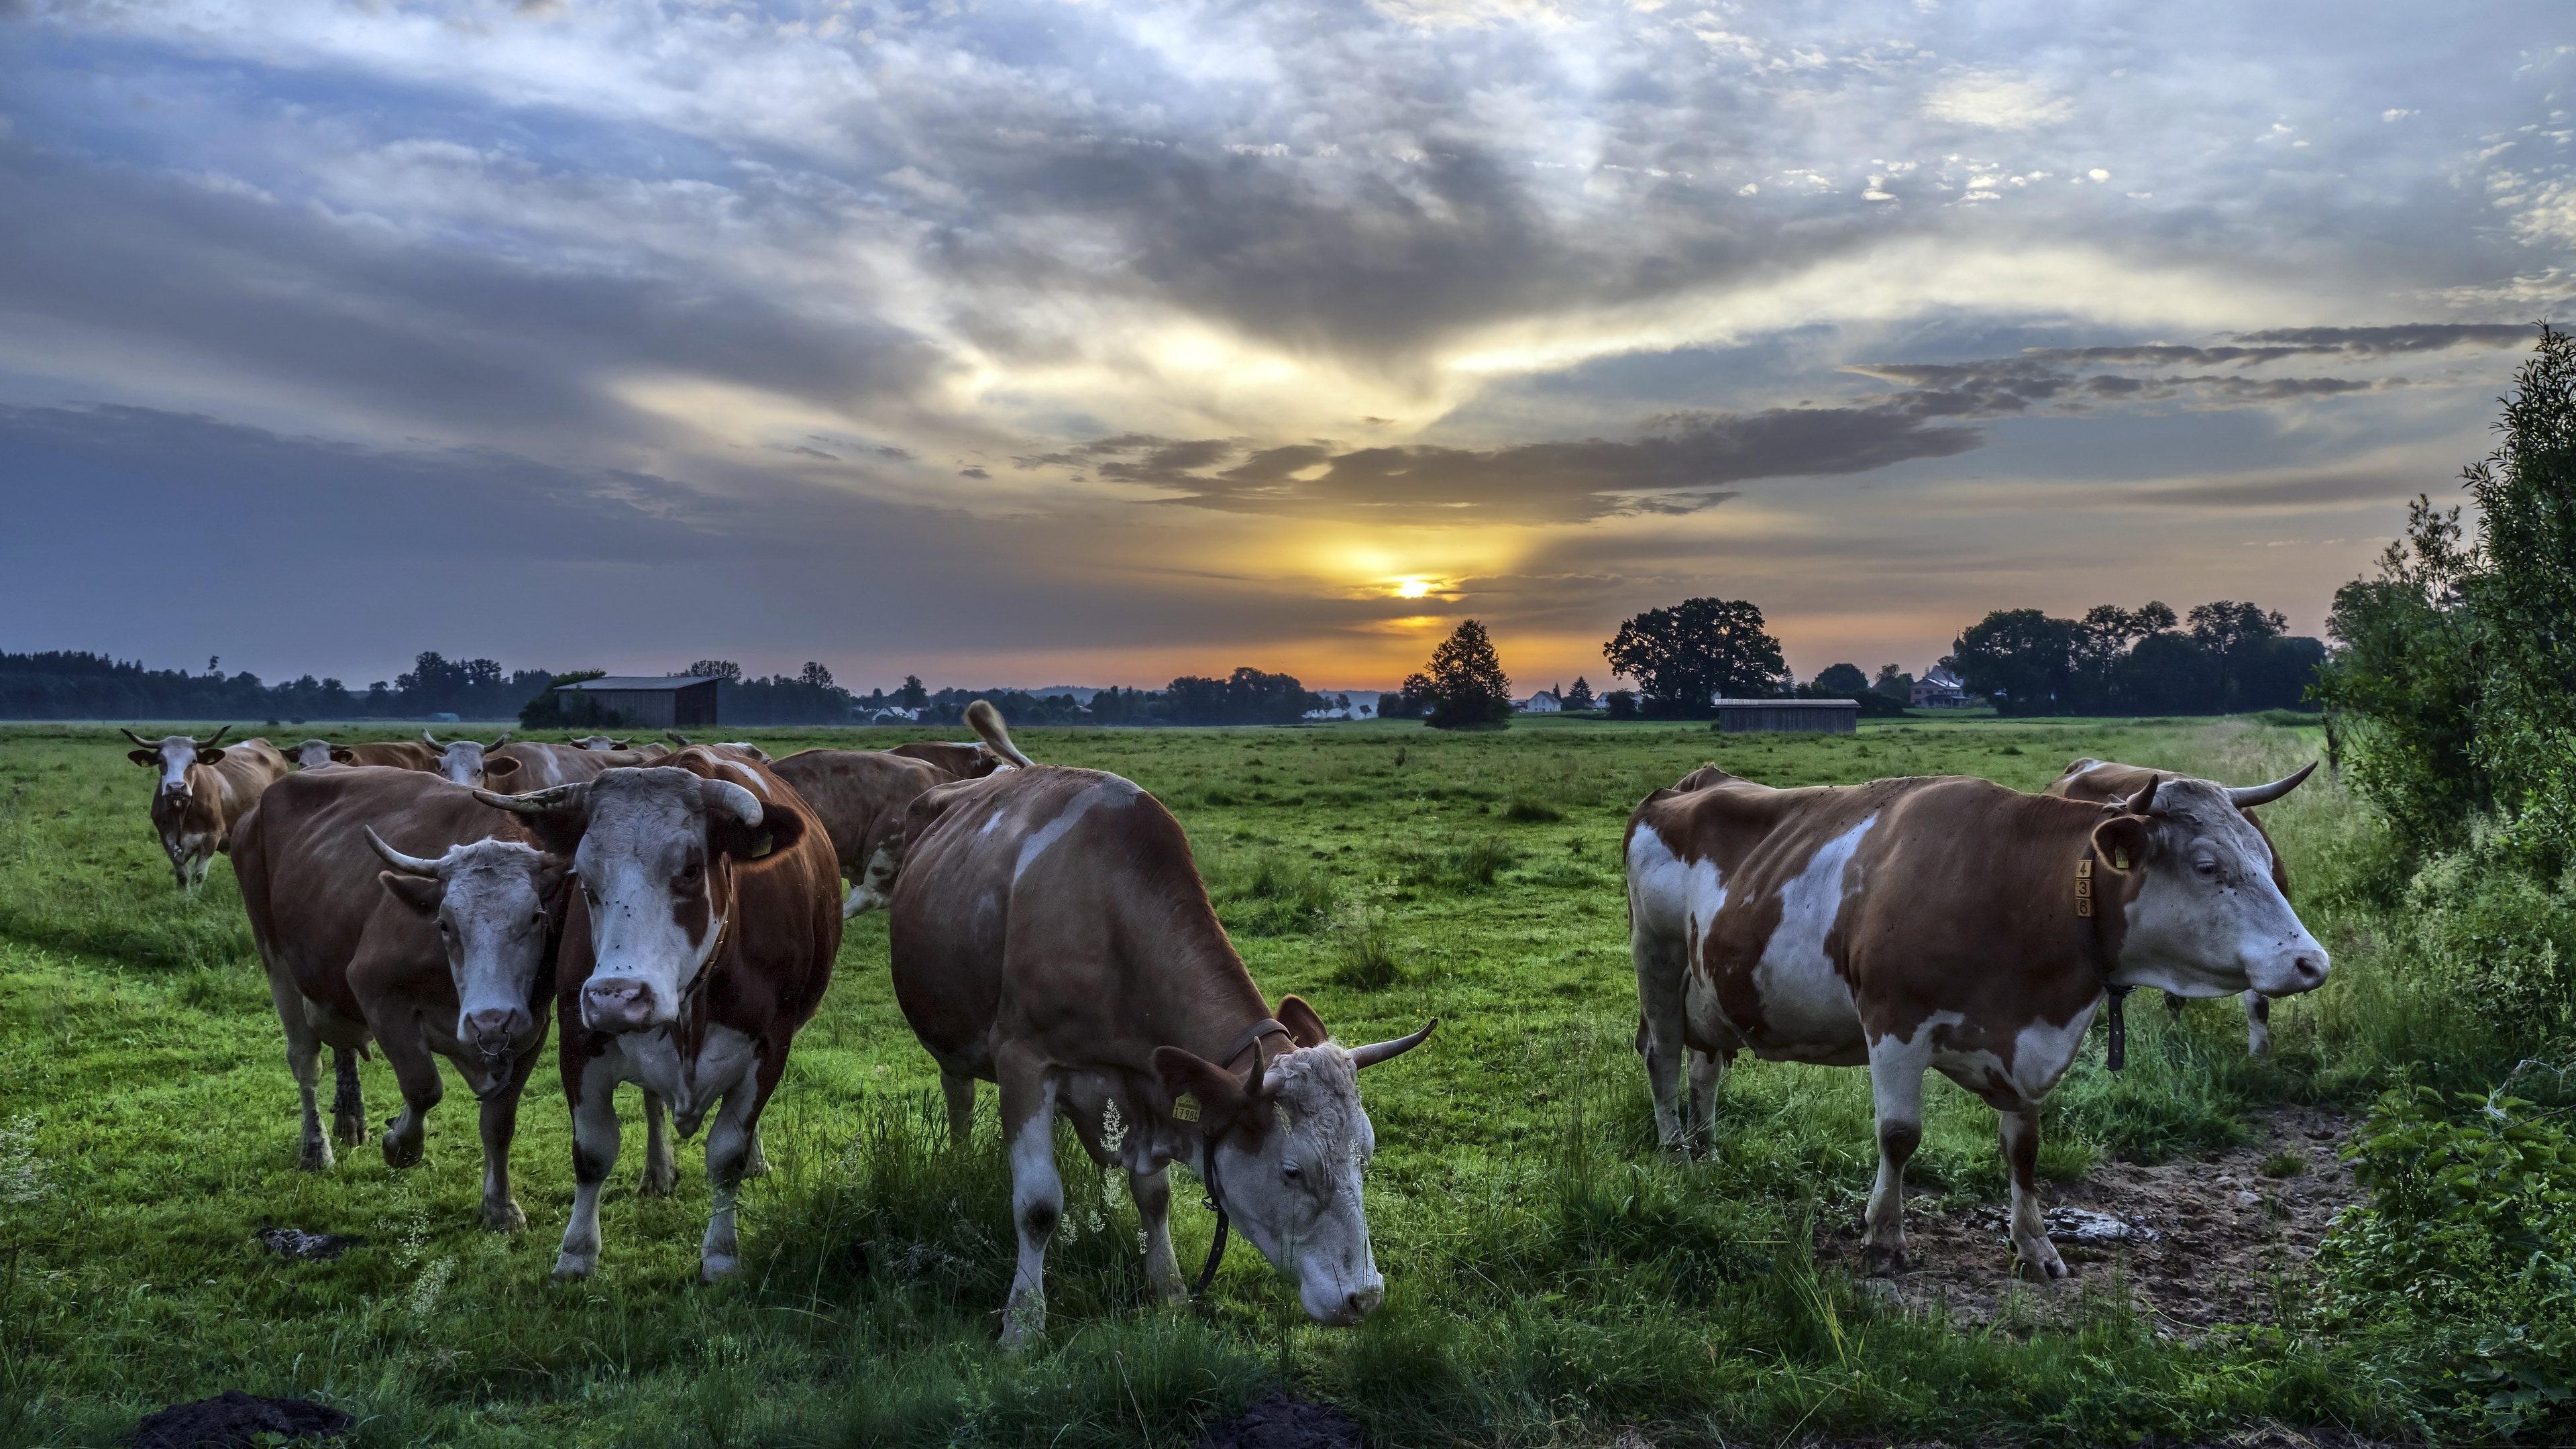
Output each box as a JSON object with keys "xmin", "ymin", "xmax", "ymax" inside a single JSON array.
[
  {"xmin": 698, "ymin": 1080, "xmax": 764, "ymax": 1283},
  {"xmin": 639, "ymin": 1091, "xmax": 677, "ymax": 1197},
  {"xmin": 942, "ymin": 1071, "xmax": 977, "ymax": 1148},
  {"xmin": 331, "ymin": 1046, "xmax": 367, "ymax": 1148},
  {"xmin": 1685, "ymin": 1047, "xmax": 1726, "ymax": 1150},
  {"xmin": 2243, "ymin": 991, "xmax": 2272, "ymax": 1056},
  {"xmin": 374, "ymin": 1024, "xmax": 442, "ymax": 1171},
  {"xmin": 1131, "ymin": 1165, "xmax": 1185, "ymax": 1304},
  {"xmin": 1863, "ymin": 1032, "xmax": 1928, "ymax": 1274},
  {"xmin": 743, "ymin": 1124, "xmax": 771, "ymax": 1178},
  {"xmin": 262, "ymin": 967, "xmax": 333, "ymax": 1171},
  {"xmin": 555, "ymin": 1061, "xmax": 623, "ymax": 1278},
  {"xmin": 998, "ymin": 1060, "xmax": 1062, "ymax": 1350},
  {"xmin": 2000, "ymin": 1104, "xmax": 2067, "ymax": 1279},
  {"xmin": 478, "ymin": 1065, "xmax": 531, "ymax": 1232},
  {"xmin": 1631, "ymin": 931, "xmax": 1692, "ymax": 1152}
]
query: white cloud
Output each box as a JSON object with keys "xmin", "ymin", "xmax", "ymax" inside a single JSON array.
[{"xmin": 1921, "ymin": 68, "xmax": 2076, "ymax": 131}]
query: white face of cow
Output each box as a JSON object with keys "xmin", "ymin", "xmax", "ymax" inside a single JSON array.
[
  {"xmin": 375, "ymin": 835, "xmax": 565, "ymax": 1066},
  {"xmin": 478, "ymin": 767, "xmax": 781, "ymax": 1034},
  {"xmin": 570, "ymin": 736, "xmax": 628, "ymax": 752},
  {"xmin": 1214, "ymin": 1048, "xmax": 1388, "ymax": 1326},
  {"xmin": 127, "ymin": 736, "xmax": 209, "ymax": 794},
  {"xmin": 290, "ymin": 739, "xmax": 337, "ymax": 769},
  {"xmin": 425, "ymin": 731, "xmax": 516, "ymax": 788},
  {"xmin": 2105, "ymin": 777, "xmax": 2328, "ymax": 999}
]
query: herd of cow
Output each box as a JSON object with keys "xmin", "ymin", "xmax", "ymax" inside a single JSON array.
[{"xmin": 113, "ymin": 716, "xmax": 2328, "ymax": 1341}]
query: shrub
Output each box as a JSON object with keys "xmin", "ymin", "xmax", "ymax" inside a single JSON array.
[
  {"xmin": 2316, "ymin": 1081, "xmax": 2576, "ymax": 1439},
  {"xmin": 1326, "ymin": 902, "xmax": 1405, "ymax": 991}
]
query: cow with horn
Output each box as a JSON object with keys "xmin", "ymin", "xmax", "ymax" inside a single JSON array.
[
  {"xmin": 421, "ymin": 730, "xmax": 520, "ymax": 788},
  {"xmin": 890, "ymin": 763, "xmax": 1435, "ymax": 1347},
  {"xmin": 121, "ymin": 726, "xmax": 290, "ymax": 890}
]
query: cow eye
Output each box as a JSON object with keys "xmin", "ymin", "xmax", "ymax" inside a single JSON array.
[
  {"xmin": 2193, "ymin": 856, "xmax": 2218, "ymax": 878},
  {"xmin": 1281, "ymin": 1163, "xmax": 1302, "ymax": 1182}
]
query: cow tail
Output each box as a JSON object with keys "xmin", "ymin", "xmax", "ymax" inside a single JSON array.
[{"xmin": 963, "ymin": 700, "xmax": 1036, "ymax": 769}]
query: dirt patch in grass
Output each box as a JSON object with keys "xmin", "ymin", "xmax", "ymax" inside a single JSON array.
[
  {"xmin": 1817, "ymin": 1105, "xmax": 2363, "ymax": 1335},
  {"xmin": 1191, "ymin": 1391, "xmax": 1364, "ymax": 1449},
  {"xmin": 127, "ymin": 1390, "xmax": 350, "ymax": 1448}
]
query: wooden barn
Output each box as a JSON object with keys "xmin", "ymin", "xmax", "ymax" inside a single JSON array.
[
  {"xmin": 549, "ymin": 676, "xmax": 720, "ymax": 729},
  {"xmin": 1709, "ymin": 698, "xmax": 1859, "ymax": 734}
]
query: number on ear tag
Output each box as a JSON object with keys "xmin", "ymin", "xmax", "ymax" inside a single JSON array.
[{"xmin": 1171, "ymin": 1093, "xmax": 1199, "ymax": 1122}]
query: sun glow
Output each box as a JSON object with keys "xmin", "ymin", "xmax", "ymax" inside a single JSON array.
[{"xmin": 1394, "ymin": 576, "xmax": 1434, "ymax": 598}]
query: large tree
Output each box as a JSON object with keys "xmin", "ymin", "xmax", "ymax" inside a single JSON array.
[
  {"xmin": 1419, "ymin": 620, "xmax": 1514, "ymax": 730},
  {"xmin": 1602, "ymin": 598, "xmax": 1788, "ymax": 714}
]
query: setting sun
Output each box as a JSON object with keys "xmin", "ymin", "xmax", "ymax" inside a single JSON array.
[{"xmin": 1394, "ymin": 577, "xmax": 1434, "ymax": 599}]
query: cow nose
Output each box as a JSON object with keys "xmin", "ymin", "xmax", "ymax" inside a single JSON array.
[
  {"xmin": 2286, "ymin": 951, "xmax": 2328, "ymax": 990},
  {"xmin": 582, "ymin": 977, "xmax": 657, "ymax": 1032},
  {"xmin": 464, "ymin": 1007, "xmax": 524, "ymax": 1053},
  {"xmin": 1345, "ymin": 1284, "xmax": 1384, "ymax": 1321}
]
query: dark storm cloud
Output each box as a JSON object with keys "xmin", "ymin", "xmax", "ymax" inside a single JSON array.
[{"xmin": 1024, "ymin": 405, "xmax": 1982, "ymax": 524}]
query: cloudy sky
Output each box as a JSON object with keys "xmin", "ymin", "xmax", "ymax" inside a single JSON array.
[{"xmin": 2, "ymin": 0, "xmax": 2570, "ymax": 694}]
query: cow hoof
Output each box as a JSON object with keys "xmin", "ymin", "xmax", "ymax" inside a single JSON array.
[
  {"xmin": 1865, "ymin": 1244, "xmax": 1908, "ymax": 1277},
  {"xmin": 700, "ymin": 1254, "xmax": 740, "ymax": 1285},
  {"xmin": 483, "ymin": 1199, "xmax": 527, "ymax": 1233},
  {"xmin": 382, "ymin": 1133, "xmax": 423, "ymax": 1169},
  {"xmin": 298, "ymin": 1140, "xmax": 335, "ymax": 1172},
  {"xmin": 2012, "ymin": 1252, "xmax": 2070, "ymax": 1282},
  {"xmin": 333, "ymin": 1115, "xmax": 366, "ymax": 1148},
  {"xmin": 639, "ymin": 1165, "xmax": 678, "ymax": 1197},
  {"xmin": 551, "ymin": 1252, "xmax": 596, "ymax": 1279}
]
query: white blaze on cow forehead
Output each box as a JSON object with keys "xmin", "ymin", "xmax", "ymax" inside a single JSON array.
[
  {"xmin": 1011, "ymin": 778, "xmax": 1136, "ymax": 885},
  {"xmin": 150, "ymin": 740, "xmax": 197, "ymax": 792},
  {"xmin": 1750, "ymin": 814, "xmax": 1875, "ymax": 1044}
]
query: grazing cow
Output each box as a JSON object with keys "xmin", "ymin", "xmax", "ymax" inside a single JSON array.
[
  {"xmin": 1625, "ymin": 763, "xmax": 2326, "ymax": 1278},
  {"xmin": 890, "ymin": 765, "xmax": 1435, "ymax": 1346},
  {"xmin": 423, "ymin": 731, "xmax": 521, "ymax": 788},
  {"xmin": 2047, "ymin": 758, "xmax": 2314, "ymax": 1055},
  {"xmin": 121, "ymin": 728, "xmax": 290, "ymax": 889},
  {"xmin": 773, "ymin": 700, "xmax": 1035, "ymax": 917},
  {"xmin": 231, "ymin": 767, "xmax": 572, "ymax": 1223},
  {"xmin": 492, "ymin": 741, "xmax": 660, "ymax": 790},
  {"xmin": 476, "ymin": 750, "xmax": 841, "ymax": 1282}
]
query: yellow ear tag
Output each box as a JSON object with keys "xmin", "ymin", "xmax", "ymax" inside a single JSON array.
[
  {"xmin": 2114, "ymin": 849, "xmax": 2130, "ymax": 871},
  {"xmin": 1171, "ymin": 1093, "xmax": 1199, "ymax": 1123},
  {"xmin": 1275, "ymin": 1104, "xmax": 1294, "ymax": 1133}
]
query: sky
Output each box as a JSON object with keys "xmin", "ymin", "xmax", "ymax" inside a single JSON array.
[{"xmin": 1, "ymin": 1, "xmax": 2571, "ymax": 695}]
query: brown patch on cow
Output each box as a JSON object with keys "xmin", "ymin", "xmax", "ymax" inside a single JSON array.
[{"xmin": 1816, "ymin": 1104, "xmax": 2362, "ymax": 1336}]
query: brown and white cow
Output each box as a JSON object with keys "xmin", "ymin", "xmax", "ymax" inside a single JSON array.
[
  {"xmin": 492, "ymin": 741, "xmax": 660, "ymax": 790},
  {"xmin": 231, "ymin": 766, "xmax": 570, "ymax": 1222},
  {"xmin": 885, "ymin": 739, "xmax": 1013, "ymax": 778},
  {"xmin": 567, "ymin": 735, "xmax": 632, "ymax": 751},
  {"xmin": 1625, "ymin": 763, "xmax": 2326, "ymax": 1278},
  {"xmin": 773, "ymin": 700, "xmax": 1035, "ymax": 917},
  {"xmin": 2048, "ymin": 758, "xmax": 2314, "ymax": 1055},
  {"xmin": 122, "ymin": 727, "xmax": 290, "ymax": 889},
  {"xmin": 890, "ymin": 765, "xmax": 1434, "ymax": 1346},
  {"xmin": 422, "ymin": 730, "xmax": 522, "ymax": 788},
  {"xmin": 285, "ymin": 739, "xmax": 443, "ymax": 771},
  {"xmin": 663, "ymin": 733, "xmax": 771, "ymax": 763},
  {"xmin": 475, "ymin": 750, "xmax": 841, "ymax": 1282}
]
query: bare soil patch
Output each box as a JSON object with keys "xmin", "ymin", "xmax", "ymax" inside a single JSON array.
[
  {"xmin": 1193, "ymin": 1391, "xmax": 1366, "ymax": 1449},
  {"xmin": 126, "ymin": 1390, "xmax": 350, "ymax": 1448},
  {"xmin": 1817, "ymin": 1106, "xmax": 2363, "ymax": 1335}
]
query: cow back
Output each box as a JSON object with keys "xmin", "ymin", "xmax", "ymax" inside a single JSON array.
[
  {"xmin": 494, "ymin": 742, "xmax": 659, "ymax": 790},
  {"xmin": 771, "ymin": 748, "xmax": 949, "ymax": 874},
  {"xmin": 887, "ymin": 741, "xmax": 1002, "ymax": 777}
]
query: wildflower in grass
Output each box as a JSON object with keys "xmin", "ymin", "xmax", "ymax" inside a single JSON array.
[{"xmin": 406, "ymin": 1255, "xmax": 456, "ymax": 1318}]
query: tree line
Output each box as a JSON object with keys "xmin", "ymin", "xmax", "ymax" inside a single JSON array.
[{"xmin": 1, "ymin": 650, "xmax": 557, "ymax": 722}]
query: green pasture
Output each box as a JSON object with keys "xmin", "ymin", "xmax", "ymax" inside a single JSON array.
[{"xmin": 0, "ymin": 716, "xmax": 2477, "ymax": 1445}]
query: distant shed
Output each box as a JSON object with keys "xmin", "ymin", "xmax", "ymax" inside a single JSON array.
[
  {"xmin": 551, "ymin": 676, "xmax": 720, "ymax": 729},
  {"xmin": 1711, "ymin": 698, "xmax": 1859, "ymax": 735}
]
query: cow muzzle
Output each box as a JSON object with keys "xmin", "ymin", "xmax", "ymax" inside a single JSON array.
[
  {"xmin": 1301, "ymin": 1264, "xmax": 1386, "ymax": 1326},
  {"xmin": 581, "ymin": 977, "xmax": 663, "ymax": 1033},
  {"xmin": 2255, "ymin": 944, "xmax": 2330, "ymax": 996},
  {"xmin": 462, "ymin": 1006, "xmax": 532, "ymax": 1056}
]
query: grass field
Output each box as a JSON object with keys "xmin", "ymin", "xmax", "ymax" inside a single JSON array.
[{"xmin": 0, "ymin": 714, "xmax": 2477, "ymax": 1446}]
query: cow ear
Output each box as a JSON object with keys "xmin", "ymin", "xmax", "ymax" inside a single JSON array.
[
  {"xmin": 128, "ymin": 749, "xmax": 158, "ymax": 767},
  {"xmin": 1275, "ymin": 995, "xmax": 1331, "ymax": 1048},
  {"xmin": 712, "ymin": 800, "xmax": 806, "ymax": 863},
  {"xmin": 1151, "ymin": 1046, "xmax": 1255, "ymax": 1128},
  {"xmin": 331, "ymin": 747, "xmax": 356, "ymax": 763},
  {"xmin": 482, "ymin": 756, "xmax": 521, "ymax": 780},
  {"xmin": 196, "ymin": 747, "xmax": 227, "ymax": 765},
  {"xmin": 380, "ymin": 871, "xmax": 444, "ymax": 916},
  {"xmin": 2091, "ymin": 816, "xmax": 2153, "ymax": 874}
]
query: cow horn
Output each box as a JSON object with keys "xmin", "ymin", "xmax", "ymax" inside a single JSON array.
[
  {"xmin": 474, "ymin": 782, "xmax": 588, "ymax": 814},
  {"xmin": 492, "ymin": 731, "xmax": 512, "ymax": 747},
  {"xmin": 666, "ymin": 731, "xmax": 692, "ymax": 746},
  {"xmin": 364, "ymin": 827, "xmax": 443, "ymax": 877},
  {"xmin": 422, "ymin": 730, "xmax": 445, "ymax": 748},
  {"xmin": 120, "ymin": 728, "xmax": 157, "ymax": 748},
  {"xmin": 2125, "ymin": 778, "xmax": 2158, "ymax": 816},
  {"xmin": 1349, "ymin": 1018, "xmax": 1439, "ymax": 1069},
  {"xmin": 1244, "ymin": 1040, "xmax": 1269, "ymax": 1099},
  {"xmin": 2226, "ymin": 761, "xmax": 2318, "ymax": 809},
  {"xmin": 201, "ymin": 725, "xmax": 231, "ymax": 748},
  {"xmin": 702, "ymin": 777, "xmax": 763, "ymax": 826}
]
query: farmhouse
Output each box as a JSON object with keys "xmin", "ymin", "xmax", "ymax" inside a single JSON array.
[
  {"xmin": 1911, "ymin": 667, "xmax": 1971, "ymax": 708},
  {"xmin": 1517, "ymin": 689, "xmax": 1562, "ymax": 712},
  {"xmin": 1709, "ymin": 698, "xmax": 1859, "ymax": 734},
  {"xmin": 549, "ymin": 675, "xmax": 720, "ymax": 729}
]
